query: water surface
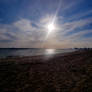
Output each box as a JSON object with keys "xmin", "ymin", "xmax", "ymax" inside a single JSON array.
[{"xmin": 0, "ymin": 48, "xmax": 75, "ymax": 58}]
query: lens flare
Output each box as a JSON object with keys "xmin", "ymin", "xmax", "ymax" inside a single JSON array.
[{"xmin": 47, "ymin": 23, "xmax": 55, "ymax": 31}]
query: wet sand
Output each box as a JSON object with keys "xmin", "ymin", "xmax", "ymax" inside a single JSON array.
[{"xmin": 0, "ymin": 50, "xmax": 92, "ymax": 92}]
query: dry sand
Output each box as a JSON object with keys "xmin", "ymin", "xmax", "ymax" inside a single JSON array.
[{"xmin": 0, "ymin": 50, "xmax": 92, "ymax": 92}]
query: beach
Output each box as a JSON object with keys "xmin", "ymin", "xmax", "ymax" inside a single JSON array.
[{"xmin": 0, "ymin": 50, "xmax": 92, "ymax": 92}]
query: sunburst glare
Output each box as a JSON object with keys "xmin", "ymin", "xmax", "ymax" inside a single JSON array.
[
  {"xmin": 47, "ymin": 23, "xmax": 55, "ymax": 33},
  {"xmin": 48, "ymin": 23, "xmax": 54, "ymax": 31}
]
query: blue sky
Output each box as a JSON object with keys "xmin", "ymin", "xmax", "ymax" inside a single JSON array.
[{"xmin": 0, "ymin": 0, "xmax": 92, "ymax": 48}]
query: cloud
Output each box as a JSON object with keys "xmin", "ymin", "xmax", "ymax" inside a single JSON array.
[
  {"xmin": 13, "ymin": 19, "xmax": 35, "ymax": 32},
  {"xmin": 0, "ymin": 24, "xmax": 15, "ymax": 41},
  {"xmin": 60, "ymin": 29, "xmax": 92, "ymax": 42},
  {"xmin": 0, "ymin": 18, "xmax": 47, "ymax": 47},
  {"xmin": 61, "ymin": 17, "xmax": 92, "ymax": 33},
  {"xmin": 0, "ymin": 14, "xmax": 92, "ymax": 48}
]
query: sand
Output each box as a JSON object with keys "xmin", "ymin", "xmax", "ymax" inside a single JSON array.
[{"xmin": 0, "ymin": 50, "xmax": 92, "ymax": 92}]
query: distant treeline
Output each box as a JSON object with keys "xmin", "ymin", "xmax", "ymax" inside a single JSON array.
[{"xmin": 74, "ymin": 48, "xmax": 92, "ymax": 50}]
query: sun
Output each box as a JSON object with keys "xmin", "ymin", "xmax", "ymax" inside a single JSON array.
[
  {"xmin": 45, "ymin": 22, "xmax": 56, "ymax": 39},
  {"xmin": 47, "ymin": 23, "xmax": 55, "ymax": 31}
]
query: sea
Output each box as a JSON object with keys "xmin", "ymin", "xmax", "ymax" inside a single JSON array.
[{"xmin": 0, "ymin": 48, "xmax": 75, "ymax": 58}]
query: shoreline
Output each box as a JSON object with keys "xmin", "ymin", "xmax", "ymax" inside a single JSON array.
[
  {"xmin": 0, "ymin": 50, "xmax": 78, "ymax": 63},
  {"xmin": 0, "ymin": 49, "xmax": 89, "ymax": 63},
  {"xmin": 0, "ymin": 49, "xmax": 76, "ymax": 59}
]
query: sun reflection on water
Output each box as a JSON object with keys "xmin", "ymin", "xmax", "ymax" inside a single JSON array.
[
  {"xmin": 43, "ymin": 49, "xmax": 55, "ymax": 60},
  {"xmin": 45, "ymin": 49, "xmax": 55, "ymax": 55}
]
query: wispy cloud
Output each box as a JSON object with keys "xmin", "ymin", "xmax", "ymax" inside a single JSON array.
[
  {"xmin": 0, "ymin": 0, "xmax": 92, "ymax": 48},
  {"xmin": 0, "ymin": 15, "xmax": 92, "ymax": 48}
]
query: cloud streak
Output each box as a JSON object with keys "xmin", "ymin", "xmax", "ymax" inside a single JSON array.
[{"xmin": 0, "ymin": 0, "xmax": 92, "ymax": 48}]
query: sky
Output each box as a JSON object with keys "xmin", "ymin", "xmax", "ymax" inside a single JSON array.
[{"xmin": 0, "ymin": 0, "xmax": 92, "ymax": 48}]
